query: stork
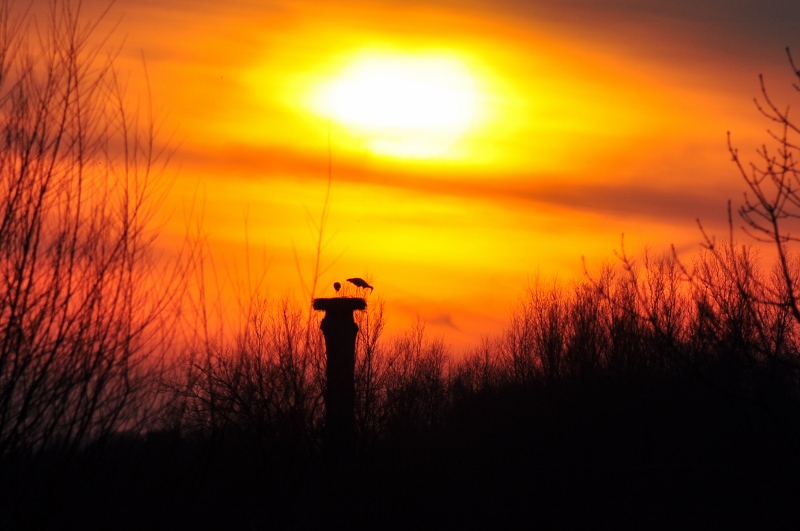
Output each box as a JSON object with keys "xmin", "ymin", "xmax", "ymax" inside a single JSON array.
[{"xmin": 346, "ymin": 277, "xmax": 373, "ymax": 292}]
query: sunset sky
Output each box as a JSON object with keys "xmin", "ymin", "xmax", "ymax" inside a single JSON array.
[{"xmin": 72, "ymin": 0, "xmax": 800, "ymax": 350}]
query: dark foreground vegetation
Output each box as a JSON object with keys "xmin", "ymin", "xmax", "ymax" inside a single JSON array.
[
  {"xmin": 2, "ymin": 1, "xmax": 800, "ymax": 528},
  {"xmin": 8, "ymin": 250, "xmax": 800, "ymax": 528}
]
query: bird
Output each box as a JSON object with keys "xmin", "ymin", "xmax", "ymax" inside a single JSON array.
[
  {"xmin": 333, "ymin": 282, "xmax": 341, "ymax": 292},
  {"xmin": 347, "ymin": 277, "xmax": 373, "ymax": 292}
]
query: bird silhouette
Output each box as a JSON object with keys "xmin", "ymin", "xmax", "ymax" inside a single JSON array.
[
  {"xmin": 333, "ymin": 282, "xmax": 341, "ymax": 292},
  {"xmin": 347, "ymin": 277, "xmax": 373, "ymax": 292}
]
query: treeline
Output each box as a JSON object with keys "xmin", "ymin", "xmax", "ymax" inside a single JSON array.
[
  {"xmin": 10, "ymin": 245, "xmax": 800, "ymax": 527},
  {"xmin": 163, "ymin": 245, "xmax": 800, "ymax": 466}
]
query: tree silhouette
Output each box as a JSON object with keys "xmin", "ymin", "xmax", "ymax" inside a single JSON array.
[
  {"xmin": 728, "ymin": 48, "xmax": 800, "ymax": 326},
  {"xmin": 0, "ymin": 0, "xmax": 181, "ymax": 469}
]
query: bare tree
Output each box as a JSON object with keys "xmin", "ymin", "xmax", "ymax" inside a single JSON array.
[
  {"xmin": 0, "ymin": 0, "xmax": 181, "ymax": 463},
  {"xmin": 729, "ymin": 48, "xmax": 800, "ymax": 325},
  {"xmin": 171, "ymin": 295, "xmax": 324, "ymax": 460},
  {"xmin": 353, "ymin": 297, "xmax": 386, "ymax": 446}
]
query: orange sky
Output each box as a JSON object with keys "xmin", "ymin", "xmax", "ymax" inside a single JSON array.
[{"xmin": 67, "ymin": 0, "xmax": 800, "ymax": 351}]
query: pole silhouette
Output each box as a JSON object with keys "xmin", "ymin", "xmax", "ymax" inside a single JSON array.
[{"xmin": 313, "ymin": 297, "xmax": 366, "ymax": 465}]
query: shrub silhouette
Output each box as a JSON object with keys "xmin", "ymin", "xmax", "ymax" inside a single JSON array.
[{"xmin": 169, "ymin": 296, "xmax": 325, "ymax": 464}]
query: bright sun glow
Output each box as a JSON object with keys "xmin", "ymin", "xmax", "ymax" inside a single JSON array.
[{"xmin": 313, "ymin": 54, "xmax": 478, "ymax": 159}]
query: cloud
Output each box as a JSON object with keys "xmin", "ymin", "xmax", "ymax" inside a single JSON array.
[
  {"xmin": 454, "ymin": 0, "xmax": 800, "ymax": 55},
  {"xmin": 132, "ymin": 0, "xmax": 777, "ymax": 235},
  {"xmin": 428, "ymin": 313, "xmax": 461, "ymax": 332},
  {"xmin": 504, "ymin": 178, "xmax": 734, "ymax": 225},
  {"xmin": 179, "ymin": 141, "xmax": 737, "ymax": 227}
]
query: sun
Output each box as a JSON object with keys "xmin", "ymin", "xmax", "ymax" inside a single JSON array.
[{"xmin": 313, "ymin": 53, "xmax": 478, "ymax": 159}]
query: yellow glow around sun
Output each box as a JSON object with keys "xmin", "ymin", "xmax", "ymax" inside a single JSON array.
[{"xmin": 312, "ymin": 53, "xmax": 478, "ymax": 159}]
